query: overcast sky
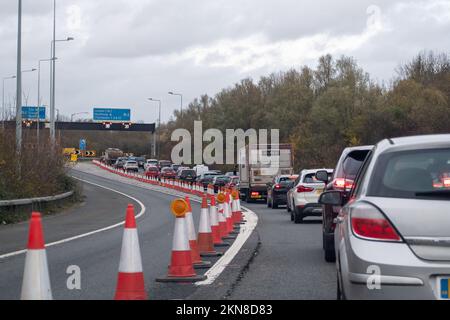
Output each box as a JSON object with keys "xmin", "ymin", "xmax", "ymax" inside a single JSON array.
[{"xmin": 0, "ymin": 0, "xmax": 449, "ymax": 123}]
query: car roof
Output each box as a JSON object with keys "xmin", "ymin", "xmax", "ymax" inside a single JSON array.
[
  {"xmin": 376, "ymin": 134, "xmax": 450, "ymax": 154},
  {"xmin": 301, "ymin": 169, "xmax": 334, "ymax": 175}
]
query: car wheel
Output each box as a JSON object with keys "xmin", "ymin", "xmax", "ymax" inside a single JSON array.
[
  {"xmin": 323, "ymin": 232, "xmax": 336, "ymax": 263},
  {"xmin": 272, "ymin": 200, "xmax": 279, "ymax": 209},
  {"xmin": 294, "ymin": 207, "xmax": 304, "ymax": 224}
]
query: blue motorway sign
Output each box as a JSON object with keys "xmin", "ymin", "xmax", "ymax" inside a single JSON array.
[
  {"xmin": 22, "ymin": 106, "xmax": 46, "ymax": 120},
  {"xmin": 93, "ymin": 108, "xmax": 131, "ymax": 122},
  {"xmin": 79, "ymin": 139, "xmax": 87, "ymax": 151}
]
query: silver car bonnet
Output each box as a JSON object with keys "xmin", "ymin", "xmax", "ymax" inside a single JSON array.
[{"xmin": 365, "ymin": 196, "xmax": 450, "ymax": 261}]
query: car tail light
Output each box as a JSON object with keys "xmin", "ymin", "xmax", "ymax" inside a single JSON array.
[
  {"xmin": 444, "ymin": 178, "xmax": 450, "ymax": 188},
  {"xmin": 274, "ymin": 184, "xmax": 281, "ymax": 189},
  {"xmin": 350, "ymin": 203, "xmax": 402, "ymax": 242},
  {"xmin": 297, "ymin": 185, "xmax": 314, "ymax": 193},
  {"xmin": 333, "ymin": 178, "xmax": 354, "ymax": 191}
]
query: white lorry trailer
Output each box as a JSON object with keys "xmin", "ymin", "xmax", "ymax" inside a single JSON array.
[{"xmin": 238, "ymin": 144, "xmax": 294, "ymax": 202}]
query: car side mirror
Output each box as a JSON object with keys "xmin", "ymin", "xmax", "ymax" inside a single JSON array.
[
  {"xmin": 316, "ymin": 170, "xmax": 329, "ymax": 183},
  {"xmin": 319, "ymin": 191, "xmax": 344, "ymax": 206}
]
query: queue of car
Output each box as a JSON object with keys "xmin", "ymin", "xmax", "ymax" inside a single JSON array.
[{"xmin": 253, "ymin": 134, "xmax": 450, "ymax": 300}]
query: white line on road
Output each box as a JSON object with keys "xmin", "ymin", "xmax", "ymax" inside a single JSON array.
[
  {"xmin": 73, "ymin": 164, "xmax": 260, "ymax": 286},
  {"xmin": 0, "ymin": 177, "xmax": 146, "ymax": 260}
]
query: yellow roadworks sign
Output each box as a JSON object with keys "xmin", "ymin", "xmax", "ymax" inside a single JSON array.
[{"xmin": 70, "ymin": 154, "xmax": 78, "ymax": 162}]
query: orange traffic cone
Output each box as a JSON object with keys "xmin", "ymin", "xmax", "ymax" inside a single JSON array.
[
  {"xmin": 218, "ymin": 193, "xmax": 236, "ymax": 240},
  {"xmin": 115, "ymin": 205, "xmax": 147, "ymax": 300},
  {"xmin": 231, "ymin": 189, "xmax": 243, "ymax": 224},
  {"xmin": 156, "ymin": 199, "xmax": 206, "ymax": 282},
  {"xmin": 185, "ymin": 196, "xmax": 211, "ymax": 269},
  {"xmin": 197, "ymin": 195, "xmax": 222, "ymax": 257},
  {"xmin": 217, "ymin": 194, "xmax": 228, "ymax": 239},
  {"xmin": 21, "ymin": 212, "xmax": 52, "ymax": 300},
  {"xmin": 210, "ymin": 195, "xmax": 229, "ymax": 247}
]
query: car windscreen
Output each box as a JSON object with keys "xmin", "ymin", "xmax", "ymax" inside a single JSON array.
[
  {"xmin": 335, "ymin": 150, "xmax": 370, "ymax": 180},
  {"xmin": 368, "ymin": 148, "xmax": 450, "ymax": 199},
  {"xmin": 126, "ymin": 161, "xmax": 137, "ymax": 165}
]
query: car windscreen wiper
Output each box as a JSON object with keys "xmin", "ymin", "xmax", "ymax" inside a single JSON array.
[{"xmin": 415, "ymin": 190, "xmax": 450, "ymax": 198}]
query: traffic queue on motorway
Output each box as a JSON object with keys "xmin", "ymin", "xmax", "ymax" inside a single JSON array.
[
  {"xmin": 260, "ymin": 134, "xmax": 450, "ymax": 300},
  {"xmin": 98, "ymin": 133, "xmax": 450, "ymax": 300}
]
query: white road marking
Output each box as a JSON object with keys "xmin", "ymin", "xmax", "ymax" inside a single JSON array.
[
  {"xmin": 195, "ymin": 206, "xmax": 258, "ymax": 286},
  {"xmin": 0, "ymin": 177, "xmax": 146, "ymax": 260},
  {"xmin": 74, "ymin": 163, "xmax": 260, "ymax": 286}
]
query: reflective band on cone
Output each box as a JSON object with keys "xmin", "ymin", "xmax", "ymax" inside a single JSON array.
[
  {"xmin": 115, "ymin": 204, "xmax": 147, "ymax": 300},
  {"xmin": 210, "ymin": 195, "xmax": 229, "ymax": 247},
  {"xmin": 185, "ymin": 196, "xmax": 211, "ymax": 269},
  {"xmin": 197, "ymin": 195, "xmax": 222, "ymax": 257},
  {"xmin": 21, "ymin": 212, "xmax": 52, "ymax": 300},
  {"xmin": 156, "ymin": 199, "xmax": 206, "ymax": 283}
]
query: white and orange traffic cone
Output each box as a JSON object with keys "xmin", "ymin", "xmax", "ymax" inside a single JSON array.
[
  {"xmin": 21, "ymin": 212, "xmax": 52, "ymax": 300},
  {"xmin": 185, "ymin": 196, "xmax": 211, "ymax": 269},
  {"xmin": 156, "ymin": 199, "xmax": 206, "ymax": 282},
  {"xmin": 210, "ymin": 195, "xmax": 229, "ymax": 247},
  {"xmin": 231, "ymin": 189, "xmax": 243, "ymax": 225},
  {"xmin": 217, "ymin": 194, "xmax": 228, "ymax": 239},
  {"xmin": 197, "ymin": 195, "xmax": 222, "ymax": 257},
  {"xmin": 115, "ymin": 204, "xmax": 147, "ymax": 300},
  {"xmin": 225, "ymin": 192, "xmax": 236, "ymax": 234}
]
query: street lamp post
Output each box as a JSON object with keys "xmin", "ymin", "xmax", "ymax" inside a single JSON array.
[
  {"xmin": 49, "ymin": 36, "xmax": 73, "ymax": 144},
  {"xmin": 16, "ymin": 0, "xmax": 22, "ymax": 151},
  {"xmin": 168, "ymin": 92, "xmax": 183, "ymax": 118},
  {"xmin": 147, "ymin": 98, "xmax": 162, "ymax": 158},
  {"xmin": 2, "ymin": 75, "xmax": 16, "ymax": 129}
]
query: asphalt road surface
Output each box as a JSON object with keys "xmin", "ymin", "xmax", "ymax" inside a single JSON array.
[
  {"xmin": 227, "ymin": 202, "xmax": 336, "ymax": 300},
  {"xmin": 0, "ymin": 163, "xmax": 336, "ymax": 300}
]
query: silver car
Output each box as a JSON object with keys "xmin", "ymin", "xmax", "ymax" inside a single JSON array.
[{"xmin": 320, "ymin": 134, "xmax": 450, "ymax": 300}]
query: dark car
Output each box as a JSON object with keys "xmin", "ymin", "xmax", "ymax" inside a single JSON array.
[
  {"xmin": 212, "ymin": 175, "xmax": 231, "ymax": 193},
  {"xmin": 316, "ymin": 145, "xmax": 373, "ymax": 262},
  {"xmin": 178, "ymin": 169, "xmax": 197, "ymax": 183},
  {"xmin": 197, "ymin": 172, "xmax": 221, "ymax": 188},
  {"xmin": 267, "ymin": 175, "xmax": 298, "ymax": 209},
  {"xmin": 134, "ymin": 157, "xmax": 145, "ymax": 168},
  {"xmin": 159, "ymin": 167, "xmax": 177, "ymax": 179},
  {"xmin": 114, "ymin": 157, "xmax": 128, "ymax": 169}
]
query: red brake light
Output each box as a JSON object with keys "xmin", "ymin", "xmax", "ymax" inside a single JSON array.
[
  {"xmin": 350, "ymin": 203, "xmax": 401, "ymax": 242},
  {"xmin": 333, "ymin": 178, "xmax": 354, "ymax": 191},
  {"xmin": 444, "ymin": 178, "xmax": 450, "ymax": 188},
  {"xmin": 274, "ymin": 184, "xmax": 281, "ymax": 189},
  {"xmin": 297, "ymin": 185, "xmax": 314, "ymax": 193}
]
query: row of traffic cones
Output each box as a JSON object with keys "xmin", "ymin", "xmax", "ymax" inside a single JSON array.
[
  {"xmin": 20, "ymin": 190, "xmax": 244, "ymax": 299},
  {"xmin": 20, "ymin": 205, "xmax": 147, "ymax": 300}
]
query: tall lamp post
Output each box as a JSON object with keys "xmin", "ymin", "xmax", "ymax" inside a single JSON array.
[
  {"xmin": 147, "ymin": 98, "xmax": 162, "ymax": 158},
  {"xmin": 2, "ymin": 75, "xmax": 16, "ymax": 129},
  {"xmin": 168, "ymin": 91, "xmax": 183, "ymax": 118},
  {"xmin": 16, "ymin": 0, "xmax": 22, "ymax": 151},
  {"xmin": 49, "ymin": 36, "xmax": 73, "ymax": 144}
]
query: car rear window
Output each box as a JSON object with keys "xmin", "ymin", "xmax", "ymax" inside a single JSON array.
[
  {"xmin": 303, "ymin": 173, "xmax": 330, "ymax": 183},
  {"xmin": 181, "ymin": 170, "xmax": 196, "ymax": 176},
  {"xmin": 368, "ymin": 148, "xmax": 450, "ymax": 199},
  {"xmin": 335, "ymin": 150, "xmax": 370, "ymax": 180}
]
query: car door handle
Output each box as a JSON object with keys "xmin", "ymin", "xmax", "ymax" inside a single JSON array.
[{"xmin": 334, "ymin": 217, "xmax": 344, "ymax": 224}]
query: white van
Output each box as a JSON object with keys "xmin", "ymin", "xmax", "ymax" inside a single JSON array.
[{"xmin": 193, "ymin": 164, "xmax": 209, "ymax": 176}]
